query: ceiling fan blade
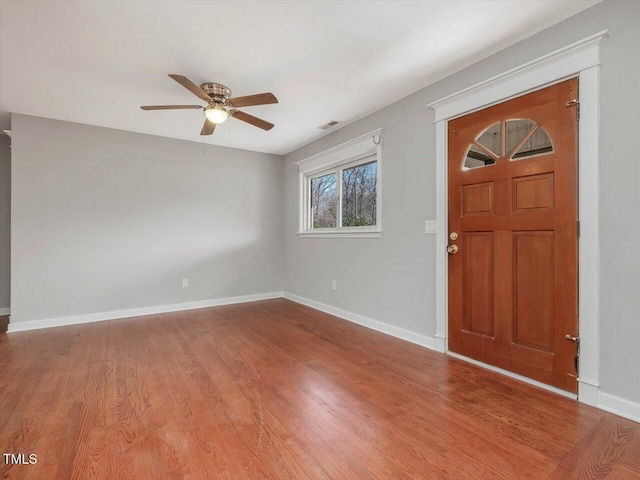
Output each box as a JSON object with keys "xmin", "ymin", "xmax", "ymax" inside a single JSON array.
[
  {"xmin": 168, "ymin": 74, "xmax": 212, "ymax": 102},
  {"xmin": 200, "ymin": 118, "xmax": 216, "ymax": 136},
  {"xmin": 140, "ymin": 105, "xmax": 203, "ymax": 110},
  {"xmin": 228, "ymin": 92, "xmax": 278, "ymax": 108},
  {"xmin": 230, "ymin": 109, "xmax": 274, "ymax": 131}
]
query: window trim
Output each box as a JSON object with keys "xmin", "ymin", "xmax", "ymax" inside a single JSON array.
[{"xmin": 296, "ymin": 129, "xmax": 383, "ymax": 238}]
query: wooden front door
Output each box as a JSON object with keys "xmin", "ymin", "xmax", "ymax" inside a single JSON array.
[{"xmin": 447, "ymin": 79, "xmax": 579, "ymax": 393}]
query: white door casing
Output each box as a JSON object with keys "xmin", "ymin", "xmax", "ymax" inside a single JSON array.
[{"xmin": 428, "ymin": 31, "xmax": 608, "ymax": 406}]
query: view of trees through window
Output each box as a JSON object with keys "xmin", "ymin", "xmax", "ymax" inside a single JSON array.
[
  {"xmin": 310, "ymin": 173, "xmax": 337, "ymax": 228},
  {"xmin": 309, "ymin": 161, "xmax": 377, "ymax": 229},
  {"xmin": 342, "ymin": 161, "xmax": 377, "ymax": 226}
]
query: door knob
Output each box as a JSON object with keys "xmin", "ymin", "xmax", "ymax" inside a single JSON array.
[{"xmin": 447, "ymin": 245, "xmax": 459, "ymax": 255}]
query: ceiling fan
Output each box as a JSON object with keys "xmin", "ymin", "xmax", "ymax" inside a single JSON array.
[{"xmin": 141, "ymin": 74, "xmax": 278, "ymax": 135}]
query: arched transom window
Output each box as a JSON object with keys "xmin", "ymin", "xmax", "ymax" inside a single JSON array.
[{"xmin": 463, "ymin": 119, "xmax": 553, "ymax": 169}]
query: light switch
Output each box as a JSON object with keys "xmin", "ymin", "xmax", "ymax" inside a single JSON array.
[{"xmin": 425, "ymin": 220, "xmax": 436, "ymax": 235}]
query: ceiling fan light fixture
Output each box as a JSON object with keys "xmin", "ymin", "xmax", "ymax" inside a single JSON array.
[
  {"xmin": 141, "ymin": 74, "xmax": 277, "ymax": 134},
  {"xmin": 205, "ymin": 105, "xmax": 228, "ymax": 124}
]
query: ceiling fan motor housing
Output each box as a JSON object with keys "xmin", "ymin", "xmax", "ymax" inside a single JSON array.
[{"xmin": 201, "ymin": 83, "xmax": 232, "ymax": 104}]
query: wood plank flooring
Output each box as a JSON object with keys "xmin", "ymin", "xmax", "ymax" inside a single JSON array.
[{"xmin": 0, "ymin": 299, "xmax": 638, "ymax": 479}]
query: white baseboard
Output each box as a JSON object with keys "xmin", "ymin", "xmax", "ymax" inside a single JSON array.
[
  {"xmin": 6, "ymin": 292, "xmax": 283, "ymax": 333},
  {"xmin": 283, "ymin": 292, "xmax": 444, "ymax": 353},
  {"xmin": 598, "ymin": 391, "xmax": 640, "ymax": 423},
  {"xmin": 433, "ymin": 334, "xmax": 447, "ymax": 353},
  {"xmin": 578, "ymin": 378, "xmax": 600, "ymax": 407},
  {"xmin": 0, "ymin": 307, "xmax": 10, "ymax": 316}
]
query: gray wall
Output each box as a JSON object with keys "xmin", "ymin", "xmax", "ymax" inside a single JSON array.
[
  {"xmin": 0, "ymin": 135, "xmax": 9, "ymax": 311},
  {"xmin": 11, "ymin": 114, "xmax": 284, "ymax": 323},
  {"xmin": 284, "ymin": 0, "xmax": 640, "ymax": 403}
]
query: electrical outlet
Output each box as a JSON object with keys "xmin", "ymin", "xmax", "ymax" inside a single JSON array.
[
  {"xmin": 331, "ymin": 280, "xmax": 337, "ymax": 291},
  {"xmin": 425, "ymin": 220, "xmax": 436, "ymax": 235},
  {"xmin": 182, "ymin": 278, "xmax": 189, "ymax": 288}
]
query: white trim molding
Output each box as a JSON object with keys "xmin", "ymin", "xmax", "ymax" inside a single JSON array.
[
  {"xmin": 434, "ymin": 120, "xmax": 448, "ymax": 355},
  {"xmin": 295, "ymin": 129, "xmax": 383, "ymax": 175},
  {"xmin": 283, "ymin": 292, "xmax": 443, "ymax": 352},
  {"xmin": 578, "ymin": 378, "xmax": 600, "ymax": 408},
  {"xmin": 6, "ymin": 292, "xmax": 283, "ymax": 333},
  {"xmin": 429, "ymin": 31, "xmax": 608, "ymax": 122},
  {"xmin": 598, "ymin": 391, "xmax": 640, "ymax": 423},
  {"xmin": 429, "ymin": 31, "xmax": 608, "ymax": 407},
  {"xmin": 297, "ymin": 231, "xmax": 382, "ymax": 239},
  {"xmin": 576, "ymin": 64, "xmax": 601, "ymax": 406},
  {"xmin": 0, "ymin": 307, "xmax": 10, "ymax": 316}
]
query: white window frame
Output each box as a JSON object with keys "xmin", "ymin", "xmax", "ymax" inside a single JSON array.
[{"xmin": 296, "ymin": 129, "xmax": 383, "ymax": 238}]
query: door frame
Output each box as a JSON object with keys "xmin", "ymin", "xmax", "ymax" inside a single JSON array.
[{"xmin": 429, "ymin": 31, "xmax": 608, "ymax": 406}]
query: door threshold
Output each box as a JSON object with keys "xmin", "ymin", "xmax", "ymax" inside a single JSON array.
[{"xmin": 446, "ymin": 351, "xmax": 577, "ymax": 400}]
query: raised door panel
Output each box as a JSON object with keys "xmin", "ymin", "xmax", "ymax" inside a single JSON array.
[
  {"xmin": 512, "ymin": 232, "xmax": 554, "ymax": 351},
  {"xmin": 462, "ymin": 233, "xmax": 494, "ymax": 336},
  {"xmin": 512, "ymin": 174, "xmax": 554, "ymax": 214},
  {"xmin": 462, "ymin": 182, "xmax": 494, "ymax": 217}
]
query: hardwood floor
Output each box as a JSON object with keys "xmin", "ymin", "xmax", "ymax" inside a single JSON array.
[{"xmin": 0, "ymin": 299, "xmax": 638, "ymax": 479}]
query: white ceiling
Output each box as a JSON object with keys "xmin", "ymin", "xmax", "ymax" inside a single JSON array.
[{"xmin": 0, "ymin": 0, "xmax": 600, "ymax": 155}]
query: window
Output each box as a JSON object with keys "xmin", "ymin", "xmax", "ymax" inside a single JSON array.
[
  {"xmin": 296, "ymin": 129, "xmax": 382, "ymax": 237},
  {"xmin": 305, "ymin": 156, "xmax": 379, "ymax": 234},
  {"xmin": 342, "ymin": 161, "xmax": 377, "ymax": 227},
  {"xmin": 463, "ymin": 119, "xmax": 553, "ymax": 169},
  {"xmin": 310, "ymin": 172, "xmax": 337, "ymax": 228}
]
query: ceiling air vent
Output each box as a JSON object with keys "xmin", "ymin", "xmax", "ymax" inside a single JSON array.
[{"xmin": 318, "ymin": 120, "xmax": 340, "ymax": 130}]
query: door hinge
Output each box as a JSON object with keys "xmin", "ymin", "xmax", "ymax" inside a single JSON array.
[
  {"xmin": 577, "ymin": 220, "xmax": 581, "ymax": 238},
  {"xmin": 565, "ymin": 334, "xmax": 580, "ymax": 375},
  {"xmin": 566, "ymin": 99, "xmax": 580, "ymax": 120}
]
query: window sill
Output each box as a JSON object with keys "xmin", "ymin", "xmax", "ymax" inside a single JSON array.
[{"xmin": 297, "ymin": 230, "xmax": 382, "ymax": 239}]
